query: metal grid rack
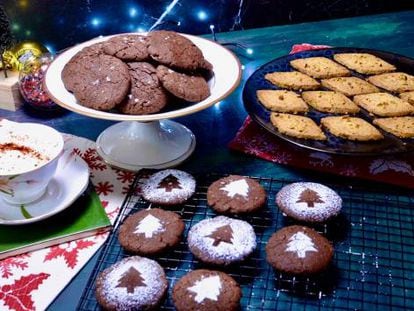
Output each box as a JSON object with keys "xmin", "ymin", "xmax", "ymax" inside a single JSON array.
[{"xmin": 78, "ymin": 172, "xmax": 414, "ymax": 310}]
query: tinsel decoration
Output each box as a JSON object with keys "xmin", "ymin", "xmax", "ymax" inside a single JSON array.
[{"xmin": 0, "ymin": 6, "xmax": 14, "ymax": 78}]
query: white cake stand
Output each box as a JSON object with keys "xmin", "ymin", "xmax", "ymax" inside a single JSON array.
[{"xmin": 44, "ymin": 33, "xmax": 241, "ymax": 171}]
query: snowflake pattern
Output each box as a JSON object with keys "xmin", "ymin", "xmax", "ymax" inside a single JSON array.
[
  {"xmin": 116, "ymin": 170, "xmax": 135, "ymax": 184},
  {"xmin": 44, "ymin": 240, "xmax": 96, "ymax": 269},
  {"xmin": 95, "ymin": 181, "xmax": 114, "ymax": 196},
  {"xmin": 0, "ymin": 254, "xmax": 29, "ymax": 278}
]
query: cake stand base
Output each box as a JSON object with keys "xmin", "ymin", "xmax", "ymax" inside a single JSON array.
[{"xmin": 96, "ymin": 120, "xmax": 196, "ymax": 171}]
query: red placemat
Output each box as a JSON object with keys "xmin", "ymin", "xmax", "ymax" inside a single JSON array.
[{"xmin": 229, "ymin": 44, "xmax": 414, "ymax": 189}]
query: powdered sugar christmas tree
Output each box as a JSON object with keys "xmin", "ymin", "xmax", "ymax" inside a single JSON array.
[
  {"xmin": 187, "ymin": 275, "xmax": 222, "ymax": 303},
  {"xmin": 134, "ymin": 214, "xmax": 164, "ymax": 238},
  {"xmin": 285, "ymin": 231, "xmax": 317, "ymax": 258},
  {"xmin": 220, "ymin": 179, "xmax": 249, "ymax": 198}
]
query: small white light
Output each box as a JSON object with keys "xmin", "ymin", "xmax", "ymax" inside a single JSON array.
[
  {"xmin": 209, "ymin": 24, "xmax": 214, "ymax": 30},
  {"xmin": 129, "ymin": 7, "xmax": 138, "ymax": 18},
  {"xmin": 246, "ymin": 48, "xmax": 253, "ymax": 55},
  {"xmin": 91, "ymin": 18, "xmax": 101, "ymax": 27},
  {"xmin": 197, "ymin": 10, "xmax": 208, "ymax": 21}
]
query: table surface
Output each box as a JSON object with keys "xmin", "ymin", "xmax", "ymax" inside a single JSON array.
[{"xmin": 1, "ymin": 10, "xmax": 414, "ymax": 310}]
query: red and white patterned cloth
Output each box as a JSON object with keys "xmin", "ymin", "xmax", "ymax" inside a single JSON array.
[
  {"xmin": 0, "ymin": 134, "xmax": 134, "ymax": 311},
  {"xmin": 229, "ymin": 43, "xmax": 414, "ymax": 189}
]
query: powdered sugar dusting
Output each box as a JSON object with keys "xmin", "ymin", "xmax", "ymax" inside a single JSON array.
[
  {"xmin": 277, "ymin": 182, "xmax": 342, "ymax": 222},
  {"xmin": 141, "ymin": 169, "xmax": 196, "ymax": 203},
  {"xmin": 220, "ymin": 179, "xmax": 249, "ymax": 198},
  {"xmin": 134, "ymin": 214, "xmax": 164, "ymax": 238},
  {"xmin": 188, "ymin": 216, "xmax": 256, "ymax": 264},
  {"xmin": 100, "ymin": 256, "xmax": 167, "ymax": 310},
  {"xmin": 285, "ymin": 231, "xmax": 318, "ymax": 258},
  {"xmin": 188, "ymin": 275, "xmax": 222, "ymax": 303}
]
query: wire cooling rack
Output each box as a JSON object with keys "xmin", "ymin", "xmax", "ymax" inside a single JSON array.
[{"xmin": 78, "ymin": 172, "xmax": 414, "ymax": 310}]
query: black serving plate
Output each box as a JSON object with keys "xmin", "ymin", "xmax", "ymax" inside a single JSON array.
[{"xmin": 243, "ymin": 47, "xmax": 414, "ymax": 156}]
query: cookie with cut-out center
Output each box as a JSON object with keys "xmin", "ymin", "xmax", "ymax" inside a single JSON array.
[
  {"xmin": 172, "ymin": 269, "xmax": 241, "ymax": 311},
  {"xmin": 95, "ymin": 256, "xmax": 168, "ymax": 310},
  {"xmin": 256, "ymin": 89, "xmax": 309, "ymax": 113},
  {"xmin": 141, "ymin": 169, "xmax": 196, "ymax": 205},
  {"xmin": 301, "ymin": 91, "xmax": 360, "ymax": 114},
  {"xmin": 321, "ymin": 76, "xmax": 379, "ymax": 96},
  {"xmin": 103, "ymin": 34, "xmax": 149, "ymax": 61},
  {"xmin": 367, "ymin": 72, "xmax": 414, "ymax": 93},
  {"xmin": 188, "ymin": 216, "xmax": 257, "ymax": 265},
  {"xmin": 118, "ymin": 62, "xmax": 168, "ymax": 115},
  {"xmin": 290, "ymin": 56, "xmax": 351, "ymax": 78},
  {"xmin": 333, "ymin": 53, "xmax": 396, "ymax": 75},
  {"xmin": 353, "ymin": 93, "xmax": 414, "ymax": 117},
  {"xmin": 321, "ymin": 116, "xmax": 384, "ymax": 141},
  {"xmin": 270, "ymin": 113, "xmax": 327, "ymax": 140},
  {"xmin": 266, "ymin": 225, "xmax": 333, "ymax": 275},
  {"xmin": 207, "ymin": 175, "xmax": 266, "ymax": 214},
  {"xmin": 373, "ymin": 117, "xmax": 414, "ymax": 138},
  {"xmin": 118, "ymin": 208, "xmax": 184, "ymax": 255},
  {"xmin": 276, "ymin": 182, "xmax": 342, "ymax": 222},
  {"xmin": 265, "ymin": 71, "xmax": 320, "ymax": 90}
]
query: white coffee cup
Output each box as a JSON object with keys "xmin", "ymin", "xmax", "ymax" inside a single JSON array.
[{"xmin": 0, "ymin": 119, "xmax": 64, "ymax": 205}]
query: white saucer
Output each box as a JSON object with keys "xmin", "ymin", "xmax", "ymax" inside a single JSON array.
[{"xmin": 0, "ymin": 151, "xmax": 90, "ymax": 225}]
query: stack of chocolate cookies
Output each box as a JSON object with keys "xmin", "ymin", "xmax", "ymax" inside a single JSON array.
[{"xmin": 62, "ymin": 31, "xmax": 212, "ymax": 114}]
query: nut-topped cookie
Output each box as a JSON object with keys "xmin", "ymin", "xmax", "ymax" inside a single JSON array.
[
  {"xmin": 301, "ymin": 91, "xmax": 360, "ymax": 114},
  {"xmin": 321, "ymin": 76, "xmax": 379, "ymax": 96},
  {"xmin": 400, "ymin": 91, "xmax": 414, "ymax": 105},
  {"xmin": 270, "ymin": 113, "xmax": 327, "ymax": 140},
  {"xmin": 118, "ymin": 208, "xmax": 184, "ymax": 255},
  {"xmin": 276, "ymin": 182, "xmax": 342, "ymax": 222},
  {"xmin": 373, "ymin": 117, "xmax": 414, "ymax": 138},
  {"xmin": 353, "ymin": 93, "xmax": 414, "ymax": 117},
  {"xmin": 256, "ymin": 90, "xmax": 309, "ymax": 113},
  {"xmin": 321, "ymin": 116, "xmax": 384, "ymax": 141},
  {"xmin": 266, "ymin": 225, "xmax": 334, "ymax": 275},
  {"xmin": 265, "ymin": 71, "xmax": 320, "ymax": 90},
  {"xmin": 95, "ymin": 256, "xmax": 168, "ymax": 310},
  {"xmin": 333, "ymin": 53, "xmax": 396, "ymax": 75},
  {"xmin": 290, "ymin": 56, "xmax": 351, "ymax": 78},
  {"xmin": 141, "ymin": 169, "xmax": 196, "ymax": 205},
  {"xmin": 367, "ymin": 72, "xmax": 414, "ymax": 93},
  {"xmin": 172, "ymin": 269, "xmax": 241, "ymax": 311},
  {"xmin": 207, "ymin": 175, "xmax": 266, "ymax": 214},
  {"xmin": 188, "ymin": 216, "xmax": 257, "ymax": 265}
]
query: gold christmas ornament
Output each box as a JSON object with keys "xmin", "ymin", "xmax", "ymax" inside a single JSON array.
[{"xmin": 1, "ymin": 41, "xmax": 49, "ymax": 71}]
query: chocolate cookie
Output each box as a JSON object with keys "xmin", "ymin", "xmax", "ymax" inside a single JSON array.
[
  {"xmin": 265, "ymin": 225, "xmax": 334, "ymax": 275},
  {"xmin": 118, "ymin": 208, "xmax": 184, "ymax": 255},
  {"xmin": 148, "ymin": 30, "xmax": 211, "ymax": 71},
  {"xmin": 157, "ymin": 65, "xmax": 210, "ymax": 102},
  {"xmin": 118, "ymin": 62, "xmax": 168, "ymax": 115},
  {"xmin": 207, "ymin": 175, "xmax": 266, "ymax": 214},
  {"xmin": 188, "ymin": 216, "xmax": 257, "ymax": 265},
  {"xmin": 65, "ymin": 54, "xmax": 131, "ymax": 110},
  {"xmin": 62, "ymin": 42, "xmax": 105, "ymax": 92},
  {"xmin": 172, "ymin": 269, "xmax": 241, "ymax": 311},
  {"xmin": 95, "ymin": 256, "xmax": 168, "ymax": 310},
  {"xmin": 276, "ymin": 182, "xmax": 342, "ymax": 222},
  {"xmin": 103, "ymin": 34, "xmax": 149, "ymax": 61},
  {"xmin": 141, "ymin": 169, "xmax": 196, "ymax": 205}
]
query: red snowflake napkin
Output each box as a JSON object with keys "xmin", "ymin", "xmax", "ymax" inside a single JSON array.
[{"xmin": 228, "ymin": 44, "xmax": 414, "ymax": 189}]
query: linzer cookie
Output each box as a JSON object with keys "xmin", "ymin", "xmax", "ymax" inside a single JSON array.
[
  {"xmin": 118, "ymin": 208, "xmax": 184, "ymax": 255},
  {"xmin": 141, "ymin": 169, "xmax": 196, "ymax": 205},
  {"xmin": 373, "ymin": 117, "xmax": 414, "ymax": 138},
  {"xmin": 321, "ymin": 116, "xmax": 384, "ymax": 141},
  {"xmin": 321, "ymin": 76, "xmax": 379, "ymax": 96},
  {"xmin": 157, "ymin": 65, "xmax": 210, "ymax": 102},
  {"xmin": 118, "ymin": 62, "xmax": 168, "ymax": 115},
  {"xmin": 188, "ymin": 216, "xmax": 257, "ymax": 265},
  {"xmin": 95, "ymin": 256, "xmax": 168, "ymax": 310},
  {"xmin": 265, "ymin": 71, "xmax": 320, "ymax": 90},
  {"xmin": 290, "ymin": 57, "xmax": 351, "ymax": 78},
  {"xmin": 266, "ymin": 225, "xmax": 333, "ymax": 275},
  {"xmin": 172, "ymin": 269, "xmax": 241, "ymax": 311},
  {"xmin": 207, "ymin": 175, "xmax": 266, "ymax": 214},
  {"xmin": 333, "ymin": 53, "xmax": 396, "ymax": 75},
  {"xmin": 367, "ymin": 72, "xmax": 414, "ymax": 93},
  {"xmin": 276, "ymin": 182, "xmax": 342, "ymax": 222},
  {"xmin": 301, "ymin": 91, "xmax": 360, "ymax": 114},
  {"xmin": 270, "ymin": 113, "xmax": 327, "ymax": 140},
  {"xmin": 353, "ymin": 93, "xmax": 414, "ymax": 117},
  {"xmin": 103, "ymin": 34, "xmax": 149, "ymax": 61},
  {"xmin": 256, "ymin": 90, "xmax": 309, "ymax": 113}
]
